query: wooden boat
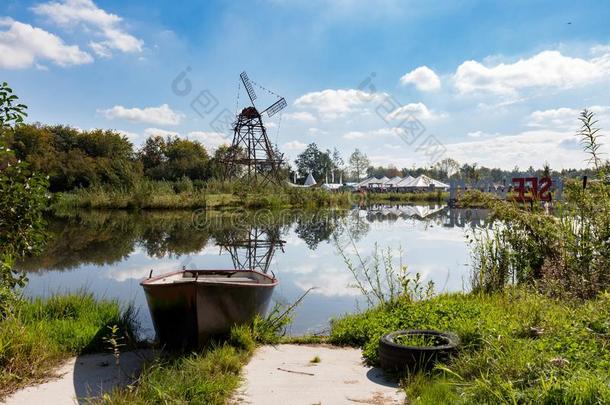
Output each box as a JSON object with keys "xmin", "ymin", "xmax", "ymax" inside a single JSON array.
[{"xmin": 141, "ymin": 269, "xmax": 278, "ymax": 348}]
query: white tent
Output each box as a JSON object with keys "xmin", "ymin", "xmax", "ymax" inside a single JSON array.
[
  {"xmin": 402, "ymin": 175, "xmax": 449, "ymax": 190},
  {"xmin": 356, "ymin": 177, "xmax": 375, "ymax": 188},
  {"xmin": 369, "ymin": 176, "xmax": 389, "ymax": 188},
  {"xmin": 385, "ymin": 176, "xmax": 403, "ymax": 188},
  {"xmin": 395, "ymin": 175, "xmax": 415, "ymax": 188},
  {"xmin": 304, "ymin": 173, "xmax": 317, "ymax": 186}
]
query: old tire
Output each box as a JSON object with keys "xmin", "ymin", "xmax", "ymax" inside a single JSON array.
[{"xmin": 379, "ymin": 329, "xmax": 459, "ymax": 372}]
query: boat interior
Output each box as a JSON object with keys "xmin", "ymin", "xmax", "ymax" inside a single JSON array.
[{"xmin": 145, "ymin": 270, "xmax": 273, "ymax": 285}]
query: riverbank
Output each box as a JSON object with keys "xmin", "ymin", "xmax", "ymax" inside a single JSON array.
[
  {"xmin": 329, "ymin": 288, "xmax": 610, "ymax": 403},
  {"xmin": 49, "ymin": 179, "xmax": 451, "ymax": 212},
  {"xmin": 0, "ymin": 293, "xmax": 138, "ymax": 399}
]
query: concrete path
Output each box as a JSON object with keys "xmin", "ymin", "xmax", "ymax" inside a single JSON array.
[
  {"xmin": 234, "ymin": 344, "xmax": 406, "ymax": 405},
  {"xmin": 3, "ymin": 351, "xmax": 150, "ymax": 405}
]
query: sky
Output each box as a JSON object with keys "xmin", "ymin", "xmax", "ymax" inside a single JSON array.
[{"xmin": 1, "ymin": 0, "xmax": 610, "ymax": 170}]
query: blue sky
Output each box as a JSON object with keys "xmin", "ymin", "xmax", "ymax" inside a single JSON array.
[{"xmin": 2, "ymin": 0, "xmax": 610, "ymax": 169}]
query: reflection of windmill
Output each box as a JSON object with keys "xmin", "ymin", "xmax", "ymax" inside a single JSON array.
[
  {"xmin": 225, "ymin": 71, "xmax": 287, "ymax": 185},
  {"xmin": 218, "ymin": 226, "xmax": 285, "ymax": 274}
]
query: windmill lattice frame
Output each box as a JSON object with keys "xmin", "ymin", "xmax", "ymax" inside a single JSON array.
[{"xmin": 224, "ymin": 72, "xmax": 287, "ymax": 185}]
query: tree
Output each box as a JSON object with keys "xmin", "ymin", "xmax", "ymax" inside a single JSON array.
[
  {"xmin": 294, "ymin": 143, "xmax": 333, "ymax": 181},
  {"xmin": 349, "ymin": 148, "xmax": 370, "ymax": 181},
  {"xmin": 0, "ymin": 83, "xmax": 48, "ymax": 312},
  {"xmin": 435, "ymin": 158, "xmax": 460, "ymax": 180},
  {"xmin": 141, "ymin": 136, "xmax": 211, "ymax": 181}
]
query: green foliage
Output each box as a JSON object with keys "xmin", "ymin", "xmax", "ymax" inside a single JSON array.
[
  {"xmin": 0, "ymin": 84, "xmax": 48, "ymax": 311},
  {"xmin": 329, "ymin": 289, "xmax": 610, "ymax": 404},
  {"xmin": 0, "ymin": 82, "xmax": 27, "ymax": 128},
  {"xmin": 51, "ymin": 178, "xmax": 355, "ymax": 211},
  {"xmin": 0, "ymin": 293, "xmax": 138, "ymax": 398},
  {"xmin": 10, "ymin": 124, "xmax": 140, "ymax": 191},
  {"xmin": 469, "ymin": 110, "xmax": 610, "ymax": 298},
  {"xmin": 139, "ymin": 135, "xmax": 211, "ymax": 181},
  {"xmin": 294, "ymin": 143, "xmax": 336, "ymax": 181}
]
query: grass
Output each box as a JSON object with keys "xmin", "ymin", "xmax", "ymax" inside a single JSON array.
[
  {"xmin": 366, "ymin": 191, "xmax": 448, "ymax": 204},
  {"xmin": 329, "ymin": 288, "xmax": 610, "ymax": 404},
  {"xmin": 101, "ymin": 325, "xmax": 255, "ymax": 405},
  {"xmin": 0, "ymin": 293, "xmax": 138, "ymax": 399},
  {"xmin": 50, "ymin": 179, "xmax": 356, "ymax": 212},
  {"xmin": 100, "ymin": 299, "xmax": 297, "ymax": 404}
]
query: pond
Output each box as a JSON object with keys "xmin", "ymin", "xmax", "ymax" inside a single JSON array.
[{"xmin": 18, "ymin": 205, "xmax": 490, "ymax": 337}]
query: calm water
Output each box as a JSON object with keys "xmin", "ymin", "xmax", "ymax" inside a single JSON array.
[{"xmin": 18, "ymin": 205, "xmax": 490, "ymax": 337}]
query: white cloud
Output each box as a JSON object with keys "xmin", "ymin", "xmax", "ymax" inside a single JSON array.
[
  {"xmin": 32, "ymin": 0, "xmax": 143, "ymax": 57},
  {"xmin": 187, "ymin": 131, "xmax": 230, "ymax": 150},
  {"xmin": 101, "ymin": 104, "xmax": 183, "ymax": 126},
  {"xmin": 453, "ymin": 50, "xmax": 610, "ymax": 96},
  {"xmin": 445, "ymin": 129, "xmax": 607, "ymax": 170},
  {"xmin": 400, "ymin": 66, "xmax": 441, "ymax": 91},
  {"xmin": 527, "ymin": 106, "xmax": 610, "ymax": 129},
  {"xmin": 342, "ymin": 127, "xmax": 409, "ymax": 140},
  {"xmin": 386, "ymin": 102, "xmax": 446, "ymax": 121},
  {"xmin": 144, "ymin": 127, "xmax": 179, "ymax": 138},
  {"xmin": 285, "ymin": 111, "xmax": 317, "ymax": 123},
  {"xmin": 343, "ymin": 131, "xmax": 366, "ymax": 140},
  {"xmin": 117, "ymin": 129, "xmax": 140, "ymax": 142},
  {"xmin": 294, "ymin": 89, "xmax": 386, "ymax": 119},
  {"xmin": 0, "ymin": 18, "xmax": 92, "ymax": 69},
  {"xmin": 283, "ymin": 140, "xmax": 308, "ymax": 151}
]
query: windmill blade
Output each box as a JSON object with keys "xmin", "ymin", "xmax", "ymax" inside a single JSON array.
[
  {"xmin": 240, "ymin": 71, "xmax": 257, "ymax": 104},
  {"xmin": 263, "ymin": 97, "xmax": 287, "ymax": 118}
]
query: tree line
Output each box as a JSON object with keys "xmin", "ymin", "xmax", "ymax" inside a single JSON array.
[
  {"xmin": 4, "ymin": 123, "xmax": 602, "ymax": 193},
  {"xmin": 4, "ymin": 123, "xmax": 247, "ymax": 192},
  {"xmin": 293, "ymin": 143, "xmax": 600, "ymax": 184}
]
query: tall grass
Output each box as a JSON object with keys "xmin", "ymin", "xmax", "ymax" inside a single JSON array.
[
  {"xmin": 330, "ymin": 289, "xmax": 610, "ymax": 404},
  {"xmin": 0, "ymin": 293, "xmax": 138, "ymax": 398},
  {"xmin": 51, "ymin": 178, "xmax": 355, "ymax": 212}
]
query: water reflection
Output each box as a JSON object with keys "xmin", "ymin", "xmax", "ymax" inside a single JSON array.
[{"xmin": 19, "ymin": 205, "xmax": 489, "ymax": 335}]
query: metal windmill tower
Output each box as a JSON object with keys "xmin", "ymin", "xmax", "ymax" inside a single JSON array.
[{"xmin": 225, "ymin": 72, "xmax": 287, "ymax": 185}]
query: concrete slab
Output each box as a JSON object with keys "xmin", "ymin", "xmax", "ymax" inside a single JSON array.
[
  {"xmin": 3, "ymin": 350, "xmax": 151, "ymax": 405},
  {"xmin": 234, "ymin": 344, "xmax": 406, "ymax": 405}
]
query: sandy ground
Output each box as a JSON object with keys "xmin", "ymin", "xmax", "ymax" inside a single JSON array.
[
  {"xmin": 233, "ymin": 344, "xmax": 406, "ymax": 405},
  {"xmin": 3, "ymin": 351, "xmax": 151, "ymax": 405}
]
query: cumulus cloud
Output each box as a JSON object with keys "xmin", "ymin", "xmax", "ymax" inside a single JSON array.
[
  {"xmin": 445, "ymin": 129, "xmax": 607, "ymax": 170},
  {"xmin": 32, "ymin": 0, "xmax": 143, "ymax": 57},
  {"xmin": 0, "ymin": 18, "xmax": 92, "ymax": 69},
  {"xmin": 284, "ymin": 111, "xmax": 317, "ymax": 122},
  {"xmin": 342, "ymin": 127, "xmax": 410, "ymax": 140},
  {"xmin": 528, "ymin": 106, "xmax": 610, "ymax": 129},
  {"xmin": 400, "ymin": 66, "xmax": 441, "ymax": 91},
  {"xmin": 283, "ymin": 140, "xmax": 308, "ymax": 151},
  {"xmin": 294, "ymin": 89, "xmax": 386, "ymax": 119},
  {"xmin": 453, "ymin": 50, "xmax": 610, "ymax": 96},
  {"xmin": 386, "ymin": 102, "xmax": 446, "ymax": 121},
  {"xmin": 101, "ymin": 104, "xmax": 183, "ymax": 126},
  {"xmin": 187, "ymin": 131, "xmax": 230, "ymax": 150},
  {"xmin": 144, "ymin": 127, "xmax": 179, "ymax": 137}
]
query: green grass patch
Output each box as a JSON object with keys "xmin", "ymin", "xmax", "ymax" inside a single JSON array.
[
  {"xmin": 50, "ymin": 179, "xmax": 355, "ymax": 212},
  {"xmin": 0, "ymin": 293, "xmax": 138, "ymax": 399},
  {"xmin": 329, "ymin": 289, "xmax": 610, "ymax": 404},
  {"xmin": 102, "ymin": 326, "xmax": 255, "ymax": 405},
  {"xmin": 366, "ymin": 191, "xmax": 448, "ymax": 204}
]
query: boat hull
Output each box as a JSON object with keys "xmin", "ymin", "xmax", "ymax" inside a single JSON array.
[{"xmin": 141, "ymin": 269, "xmax": 277, "ymax": 348}]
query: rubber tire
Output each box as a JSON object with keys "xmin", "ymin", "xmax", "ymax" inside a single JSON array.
[{"xmin": 379, "ymin": 329, "xmax": 459, "ymax": 372}]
